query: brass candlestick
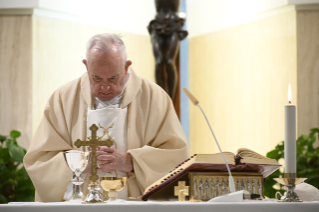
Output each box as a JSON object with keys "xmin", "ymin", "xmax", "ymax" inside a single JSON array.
[{"xmin": 274, "ymin": 173, "xmax": 307, "ymax": 202}]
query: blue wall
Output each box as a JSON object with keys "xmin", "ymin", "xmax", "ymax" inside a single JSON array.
[{"xmin": 180, "ymin": 0, "xmax": 189, "ymax": 145}]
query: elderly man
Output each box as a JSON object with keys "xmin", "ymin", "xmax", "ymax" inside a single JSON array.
[{"xmin": 24, "ymin": 33, "xmax": 188, "ymax": 202}]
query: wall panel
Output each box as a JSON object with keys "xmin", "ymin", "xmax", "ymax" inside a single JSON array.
[
  {"xmin": 188, "ymin": 11, "xmax": 297, "ymax": 156},
  {"xmin": 0, "ymin": 15, "xmax": 32, "ymax": 149},
  {"xmin": 297, "ymin": 11, "xmax": 319, "ymax": 145}
]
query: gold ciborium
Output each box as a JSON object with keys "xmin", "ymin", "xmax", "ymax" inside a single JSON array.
[{"xmin": 100, "ymin": 177, "xmax": 127, "ymax": 201}]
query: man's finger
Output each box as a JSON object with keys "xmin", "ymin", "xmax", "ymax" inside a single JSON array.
[
  {"xmin": 99, "ymin": 146, "xmax": 115, "ymax": 153},
  {"xmin": 96, "ymin": 150, "xmax": 109, "ymax": 156},
  {"xmin": 98, "ymin": 163, "xmax": 116, "ymax": 172},
  {"xmin": 99, "ymin": 146, "xmax": 109, "ymax": 151},
  {"xmin": 97, "ymin": 155, "xmax": 115, "ymax": 161},
  {"xmin": 101, "ymin": 162, "xmax": 116, "ymax": 168},
  {"xmin": 97, "ymin": 161, "xmax": 109, "ymax": 166}
]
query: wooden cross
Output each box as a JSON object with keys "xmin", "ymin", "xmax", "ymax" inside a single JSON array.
[
  {"xmin": 174, "ymin": 181, "xmax": 189, "ymax": 201},
  {"xmin": 74, "ymin": 124, "xmax": 114, "ymax": 185}
]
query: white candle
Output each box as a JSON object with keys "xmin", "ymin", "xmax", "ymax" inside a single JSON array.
[{"xmin": 284, "ymin": 84, "xmax": 296, "ymax": 173}]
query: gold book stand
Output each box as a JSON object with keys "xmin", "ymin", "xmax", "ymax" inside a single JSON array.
[{"xmin": 143, "ymin": 172, "xmax": 264, "ymax": 202}]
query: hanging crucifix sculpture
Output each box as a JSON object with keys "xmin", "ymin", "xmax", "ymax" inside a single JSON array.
[{"xmin": 148, "ymin": 0, "xmax": 188, "ymax": 100}]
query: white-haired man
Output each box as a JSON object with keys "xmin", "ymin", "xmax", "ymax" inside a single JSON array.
[{"xmin": 24, "ymin": 33, "xmax": 188, "ymax": 202}]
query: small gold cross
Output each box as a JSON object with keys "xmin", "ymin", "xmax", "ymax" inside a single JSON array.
[{"xmin": 174, "ymin": 181, "xmax": 189, "ymax": 201}]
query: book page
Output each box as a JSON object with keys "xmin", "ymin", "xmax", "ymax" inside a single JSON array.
[
  {"xmin": 237, "ymin": 148, "xmax": 278, "ymax": 164},
  {"xmin": 195, "ymin": 152, "xmax": 235, "ymax": 164}
]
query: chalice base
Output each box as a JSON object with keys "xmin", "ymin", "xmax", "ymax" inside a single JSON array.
[
  {"xmin": 68, "ymin": 184, "xmax": 85, "ymax": 201},
  {"xmin": 108, "ymin": 191, "xmax": 119, "ymax": 201},
  {"xmin": 83, "ymin": 185, "xmax": 105, "ymax": 204}
]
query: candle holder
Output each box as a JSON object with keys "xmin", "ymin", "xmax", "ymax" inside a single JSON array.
[{"xmin": 273, "ymin": 173, "xmax": 307, "ymax": 202}]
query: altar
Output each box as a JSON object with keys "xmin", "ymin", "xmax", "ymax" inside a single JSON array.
[{"xmin": 1, "ymin": 200, "xmax": 318, "ymax": 212}]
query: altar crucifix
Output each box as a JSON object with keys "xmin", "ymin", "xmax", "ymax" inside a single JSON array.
[
  {"xmin": 174, "ymin": 181, "xmax": 189, "ymax": 201},
  {"xmin": 74, "ymin": 124, "xmax": 114, "ymax": 185}
]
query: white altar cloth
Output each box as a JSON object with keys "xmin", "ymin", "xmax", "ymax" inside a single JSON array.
[{"xmin": 1, "ymin": 199, "xmax": 318, "ymax": 212}]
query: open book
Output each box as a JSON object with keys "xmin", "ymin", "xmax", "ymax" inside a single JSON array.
[
  {"xmin": 187, "ymin": 148, "xmax": 280, "ymax": 177},
  {"xmin": 204, "ymin": 148, "xmax": 279, "ymax": 165},
  {"xmin": 140, "ymin": 148, "xmax": 281, "ymax": 200}
]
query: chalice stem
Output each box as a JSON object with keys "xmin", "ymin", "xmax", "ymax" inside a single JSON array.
[{"xmin": 69, "ymin": 183, "xmax": 85, "ymax": 200}]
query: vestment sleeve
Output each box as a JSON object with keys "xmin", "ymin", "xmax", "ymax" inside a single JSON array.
[
  {"xmin": 128, "ymin": 88, "xmax": 189, "ymax": 193},
  {"xmin": 23, "ymin": 90, "xmax": 73, "ymax": 202}
]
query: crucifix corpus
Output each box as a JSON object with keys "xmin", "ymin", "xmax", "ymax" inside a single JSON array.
[{"xmin": 74, "ymin": 124, "xmax": 114, "ymax": 203}]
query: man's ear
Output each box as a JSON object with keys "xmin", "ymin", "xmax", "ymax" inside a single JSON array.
[
  {"xmin": 125, "ymin": 60, "xmax": 132, "ymax": 74},
  {"xmin": 83, "ymin": 59, "xmax": 88, "ymax": 72}
]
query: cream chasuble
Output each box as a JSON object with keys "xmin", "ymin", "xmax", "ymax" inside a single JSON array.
[{"xmin": 24, "ymin": 69, "xmax": 189, "ymax": 202}]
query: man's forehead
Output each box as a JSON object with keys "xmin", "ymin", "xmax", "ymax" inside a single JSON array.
[
  {"xmin": 88, "ymin": 48, "xmax": 123, "ymax": 64},
  {"xmin": 90, "ymin": 66, "xmax": 120, "ymax": 76},
  {"xmin": 89, "ymin": 50, "xmax": 108, "ymax": 61},
  {"xmin": 89, "ymin": 46, "xmax": 121, "ymax": 59}
]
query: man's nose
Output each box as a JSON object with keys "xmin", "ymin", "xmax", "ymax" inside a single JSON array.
[{"xmin": 101, "ymin": 84, "xmax": 111, "ymax": 91}]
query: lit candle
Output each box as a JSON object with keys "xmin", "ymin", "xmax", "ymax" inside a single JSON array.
[{"xmin": 284, "ymin": 84, "xmax": 296, "ymax": 173}]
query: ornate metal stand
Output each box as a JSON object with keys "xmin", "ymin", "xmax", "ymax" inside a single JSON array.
[
  {"xmin": 274, "ymin": 173, "xmax": 307, "ymax": 202},
  {"xmin": 83, "ymin": 183, "xmax": 104, "ymax": 203}
]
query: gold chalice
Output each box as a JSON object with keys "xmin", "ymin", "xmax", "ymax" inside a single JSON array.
[{"xmin": 100, "ymin": 177, "xmax": 127, "ymax": 201}]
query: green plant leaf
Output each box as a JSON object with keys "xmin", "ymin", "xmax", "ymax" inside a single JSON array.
[
  {"xmin": 6, "ymin": 137, "xmax": 26, "ymax": 163},
  {"xmin": 0, "ymin": 135, "xmax": 6, "ymax": 143},
  {"xmin": 8, "ymin": 145, "xmax": 25, "ymax": 162},
  {"xmin": 7, "ymin": 178, "xmax": 17, "ymax": 186},
  {"xmin": 10, "ymin": 130, "xmax": 21, "ymax": 139},
  {"xmin": 298, "ymin": 169, "xmax": 308, "ymax": 175},
  {"xmin": 266, "ymin": 150, "xmax": 279, "ymax": 159},
  {"xmin": 263, "ymin": 169, "xmax": 284, "ymax": 198},
  {"xmin": 0, "ymin": 147, "xmax": 12, "ymax": 164},
  {"xmin": 307, "ymin": 137, "xmax": 315, "ymax": 152},
  {"xmin": 14, "ymin": 167, "xmax": 35, "ymax": 202},
  {"xmin": 309, "ymin": 128, "xmax": 319, "ymax": 138},
  {"xmin": 0, "ymin": 193, "xmax": 8, "ymax": 204},
  {"xmin": 297, "ymin": 136, "xmax": 305, "ymax": 146},
  {"xmin": 275, "ymin": 141, "xmax": 284, "ymax": 151},
  {"xmin": 0, "ymin": 131, "xmax": 35, "ymax": 202}
]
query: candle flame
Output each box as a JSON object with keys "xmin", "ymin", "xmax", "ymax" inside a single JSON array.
[{"xmin": 288, "ymin": 84, "xmax": 292, "ymax": 104}]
